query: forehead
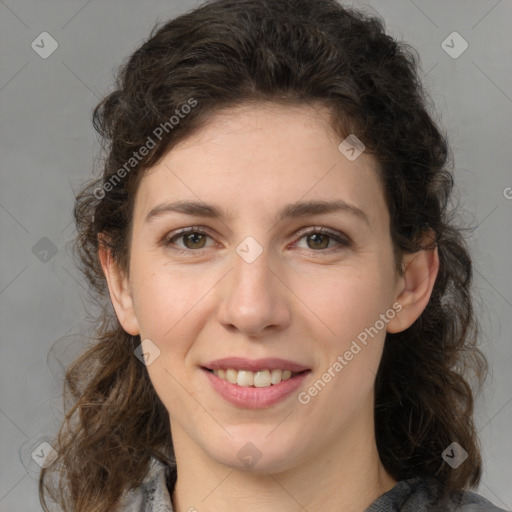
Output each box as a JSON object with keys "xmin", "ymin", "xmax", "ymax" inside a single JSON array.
[{"xmin": 133, "ymin": 103, "xmax": 388, "ymax": 231}]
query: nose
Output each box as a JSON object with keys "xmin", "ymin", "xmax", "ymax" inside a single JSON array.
[{"xmin": 217, "ymin": 246, "xmax": 292, "ymax": 338}]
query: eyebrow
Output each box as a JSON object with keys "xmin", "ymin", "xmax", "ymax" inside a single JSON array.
[{"xmin": 144, "ymin": 199, "xmax": 370, "ymax": 227}]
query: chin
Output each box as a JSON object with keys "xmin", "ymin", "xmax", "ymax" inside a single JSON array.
[{"xmin": 206, "ymin": 431, "xmax": 302, "ymax": 474}]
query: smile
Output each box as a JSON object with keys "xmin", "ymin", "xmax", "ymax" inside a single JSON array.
[
  {"xmin": 201, "ymin": 367, "xmax": 310, "ymax": 409},
  {"xmin": 208, "ymin": 368, "xmax": 300, "ymax": 388}
]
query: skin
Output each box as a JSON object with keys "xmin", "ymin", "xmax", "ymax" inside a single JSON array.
[{"xmin": 100, "ymin": 102, "xmax": 439, "ymax": 512}]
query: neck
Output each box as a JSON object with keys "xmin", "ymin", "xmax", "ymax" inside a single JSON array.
[{"xmin": 170, "ymin": 411, "xmax": 396, "ymax": 512}]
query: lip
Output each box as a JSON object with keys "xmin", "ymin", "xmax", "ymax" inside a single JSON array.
[
  {"xmin": 202, "ymin": 357, "xmax": 310, "ymax": 373},
  {"xmin": 202, "ymin": 367, "xmax": 311, "ymax": 409}
]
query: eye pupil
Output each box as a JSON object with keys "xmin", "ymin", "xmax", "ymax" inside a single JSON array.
[
  {"xmin": 184, "ymin": 233, "xmax": 206, "ymax": 249},
  {"xmin": 308, "ymin": 233, "xmax": 329, "ymax": 250}
]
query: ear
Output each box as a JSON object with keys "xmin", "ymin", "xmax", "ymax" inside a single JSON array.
[
  {"xmin": 386, "ymin": 234, "xmax": 440, "ymax": 334},
  {"xmin": 98, "ymin": 236, "xmax": 140, "ymax": 336}
]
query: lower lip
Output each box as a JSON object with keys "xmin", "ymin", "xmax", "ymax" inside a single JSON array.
[{"xmin": 202, "ymin": 368, "xmax": 310, "ymax": 409}]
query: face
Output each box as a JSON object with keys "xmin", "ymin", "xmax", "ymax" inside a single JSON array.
[{"xmin": 106, "ymin": 103, "xmax": 412, "ymax": 473}]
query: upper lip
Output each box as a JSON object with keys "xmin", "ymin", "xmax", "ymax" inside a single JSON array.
[{"xmin": 202, "ymin": 357, "xmax": 310, "ymax": 373}]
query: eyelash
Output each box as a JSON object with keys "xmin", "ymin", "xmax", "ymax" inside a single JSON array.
[{"xmin": 160, "ymin": 226, "xmax": 351, "ymax": 256}]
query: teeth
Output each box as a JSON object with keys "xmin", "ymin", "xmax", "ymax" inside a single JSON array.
[
  {"xmin": 237, "ymin": 370, "xmax": 254, "ymax": 387},
  {"xmin": 271, "ymin": 368, "xmax": 283, "ymax": 385},
  {"xmin": 254, "ymin": 370, "xmax": 271, "ymax": 387},
  {"xmin": 212, "ymin": 368, "xmax": 295, "ymax": 387},
  {"xmin": 225, "ymin": 369, "xmax": 238, "ymax": 384}
]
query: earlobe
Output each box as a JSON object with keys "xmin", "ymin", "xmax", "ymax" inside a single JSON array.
[
  {"xmin": 386, "ymin": 240, "xmax": 440, "ymax": 334},
  {"xmin": 98, "ymin": 236, "xmax": 140, "ymax": 336}
]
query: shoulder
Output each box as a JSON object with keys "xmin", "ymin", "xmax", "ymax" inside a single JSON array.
[
  {"xmin": 117, "ymin": 462, "xmax": 508, "ymax": 512},
  {"xmin": 115, "ymin": 457, "xmax": 176, "ymax": 512},
  {"xmin": 366, "ymin": 476, "xmax": 508, "ymax": 512},
  {"xmin": 456, "ymin": 490, "xmax": 509, "ymax": 512}
]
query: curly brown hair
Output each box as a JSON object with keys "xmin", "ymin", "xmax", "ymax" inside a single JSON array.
[{"xmin": 39, "ymin": 0, "xmax": 488, "ymax": 510}]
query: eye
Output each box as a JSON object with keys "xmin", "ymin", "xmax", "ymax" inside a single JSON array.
[
  {"xmin": 162, "ymin": 227, "xmax": 215, "ymax": 254},
  {"xmin": 293, "ymin": 226, "xmax": 351, "ymax": 253}
]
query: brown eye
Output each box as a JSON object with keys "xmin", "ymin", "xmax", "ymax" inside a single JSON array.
[
  {"xmin": 181, "ymin": 232, "xmax": 207, "ymax": 249},
  {"xmin": 162, "ymin": 228, "xmax": 214, "ymax": 254},
  {"xmin": 295, "ymin": 227, "xmax": 351, "ymax": 253},
  {"xmin": 306, "ymin": 233, "xmax": 331, "ymax": 250}
]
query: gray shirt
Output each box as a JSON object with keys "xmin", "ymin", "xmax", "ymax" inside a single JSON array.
[{"xmin": 115, "ymin": 457, "xmax": 508, "ymax": 512}]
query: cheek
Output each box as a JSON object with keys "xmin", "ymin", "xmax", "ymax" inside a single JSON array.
[
  {"xmin": 302, "ymin": 271, "xmax": 391, "ymax": 415},
  {"xmin": 130, "ymin": 262, "xmax": 207, "ymax": 411},
  {"xmin": 297, "ymin": 264, "xmax": 393, "ymax": 345},
  {"xmin": 129, "ymin": 256, "xmax": 211, "ymax": 342}
]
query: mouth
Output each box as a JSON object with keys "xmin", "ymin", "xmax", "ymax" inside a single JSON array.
[
  {"xmin": 201, "ymin": 367, "xmax": 309, "ymax": 388},
  {"xmin": 201, "ymin": 365, "xmax": 311, "ymax": 409},
  {"xmin": 201, "ymin": 356, "xmax": 311, "ymax": 389}
]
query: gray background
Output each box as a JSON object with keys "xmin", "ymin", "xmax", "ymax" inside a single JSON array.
[{"xmin": 1, "ymin": 1, "xmax": 511, "ymax": 510}]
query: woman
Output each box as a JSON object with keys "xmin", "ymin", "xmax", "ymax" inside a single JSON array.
[{"xmin": 39, "ymin": 0, "xmax": 507, "ymax": 511}]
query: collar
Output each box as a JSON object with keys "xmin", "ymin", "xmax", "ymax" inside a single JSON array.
[{"xmin": 116, "ymin": 457, "xmax": 176, "ymax": 511}]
